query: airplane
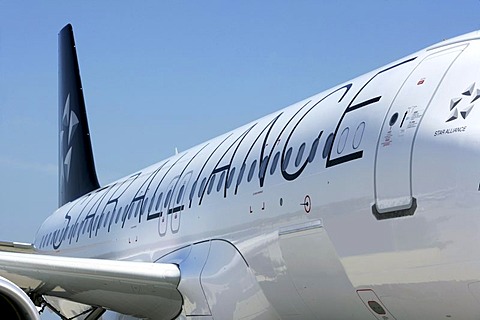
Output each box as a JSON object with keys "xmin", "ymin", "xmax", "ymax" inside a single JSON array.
[{"xmin": 2, "ymin": 23, "xmax": 480, "ymax": 320}]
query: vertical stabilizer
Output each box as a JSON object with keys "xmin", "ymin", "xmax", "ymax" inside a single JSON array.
[{"xmin": 58, "ymin": 24, "xmax": 100, "ymax": 206}]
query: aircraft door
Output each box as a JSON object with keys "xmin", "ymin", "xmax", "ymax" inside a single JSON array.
[
  {"xmin": 169, "ymin": 171, "xmax": 192, "ymax": 233},
  {"xmin": 373, "ymin": 44, "xmax": 467, "ymax": 219}
]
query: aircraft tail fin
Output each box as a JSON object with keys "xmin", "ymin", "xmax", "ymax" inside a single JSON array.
[{"xmin": 58, "ymin": 24, "xmax": 100, "ymax": 207}]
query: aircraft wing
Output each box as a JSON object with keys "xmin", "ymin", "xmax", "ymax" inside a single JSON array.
[
  {"xmin": 0, "ymin": 241, "xmax": 36, "ymax": 253},
  {"xmin": 0, "ymin": 250, "xmax": 182, "ymax": 320}
]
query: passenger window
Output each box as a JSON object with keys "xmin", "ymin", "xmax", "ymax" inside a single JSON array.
[
  {"xmin": 236, "ymin": 163, "xmax": 246, "ymax": 187},
  {"xmin": 67, "ymin": 225, "xmax": 73, "ymax": 240},
  {"xmin": 247, "ymin": 160, "xmax": 257, "ymax": 182},
  {"xmin": 198, "ymin": 177, "xmax": 207, "ymax": 197},
  {"xmin": 295, "ymin": 143, "xmax": 306, "ymax": 167},
  {"xmin": 78, "ymin": 221, "xmax": 84, "ymax": 236},
  {"xmin": 259, "ymin": 156, "xmax": 268, "ymax": 179},
  {"xmin": 73, "ymin": 223, "xmax": 79, "ymax": 238},
  {"xmin": 110, "ymin": 209, "xmax": 116, "ymax": 226},
  {"xmin": 323, "ymin": 133, "xmax": 334, "ymax": 159},
  {"xmin": 131, "ymin": 203, "xmax": 136, "ymax": 218},
  {"xmin": 93, "ymin": 216, "xmax": 100, "ymax": 230},
  {"xmin": 337, "ymin": 127, "xmax": 349, "ymax": 154},
  {"xmin": 164, "ymin": 190, "xmax": 172, "ymax": 208},
  {"xmin": 308, "ymin": 137, "xmax": 320, "ymax": 163},
  {"xmin": 128, "ymin": 203, "xmax": 134, "ymax": 219},
  {"xmin": 227, "ymin": 167, "xmax": 236, "ymax": 188},
  {"xmin": 104, "ymin": 212, "xmax": 110, "ymax": 228},
  {"xmin": 116, "ymin": 207, "xmax": 123, "ymax": 223},
  {"xmin": 207, "ymin": 174, "xmax": 216, "ymax": 195},
  {"xmin": 134, "ymin": 202, "xmax": 141, "ymax": 218},
  {"xmin": 98, "ymin": 214, "xmax": 104, "ymax": 229},
  {"xmin": 217, "ymin": 171, "xmax": 225, "ymax": 192},
  {"xmin": 143, "ymin": 198, "xmax": 149, "ymax": 214},
  {"xmin": 156, "ymin": 193, "xmax": 163, "ymax": 211},
  {"xmin": 282, "ymin": 148, "xmax": 293, "ymax": 170},
  {"xmin": 74, "ymin": 224, "xmax": 79, "ymax": 238},
  {"xmin": 177, "ymin": 185, "xmax": 185, "ymax": 204},
  {"xmin": 189, "ymin": 181, "xmax": 197, "ymax": 201},
  {"xmin": 122, "ymin": 205, "xmax": 129, "ymax": 221},
  {"xmin": 66, "ymin": 226, "xmax": 72, "ymax": 240},
  {"xmin": 270, "ymin": 152, "xmax": 280, "ymax": 175},
  {"xmin": 352, "ymin": 122, "xmax": 365, "ymax": 149},
  {"xmin": 148, "ymin": 196, "xmax": 155, "ymax": 212}
]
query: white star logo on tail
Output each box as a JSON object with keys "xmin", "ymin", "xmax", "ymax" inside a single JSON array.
[{"xmin": 60, "ymin": 93, "xmax": 79, "ymax": 183}]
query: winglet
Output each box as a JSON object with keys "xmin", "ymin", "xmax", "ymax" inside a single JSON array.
[{"xmin": 58, "ymin": 24, "xmax": 100, "ymax": 206}]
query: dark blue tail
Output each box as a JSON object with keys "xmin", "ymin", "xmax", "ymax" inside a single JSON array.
[{"xmin": 58, "ymin": 24, "xmax": 100, "ymax": 206}]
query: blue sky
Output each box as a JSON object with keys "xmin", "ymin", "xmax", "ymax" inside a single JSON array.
[{"xmin": 1, "ymin": 2, "xmax": 480, "ymax": 317}]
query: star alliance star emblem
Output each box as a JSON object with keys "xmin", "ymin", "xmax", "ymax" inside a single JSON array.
[
  {"xmin": 60, "ymin": 93, "xmax": 79, "ymax": 182},
  {"xmin": 446, "ymin": 82, "xmax": 480, "ymax": 122}
]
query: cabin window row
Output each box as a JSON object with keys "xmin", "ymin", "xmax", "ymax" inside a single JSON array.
[{"xmin": 38, "ymin": 134, "xmax": 336, "ymax": 249}]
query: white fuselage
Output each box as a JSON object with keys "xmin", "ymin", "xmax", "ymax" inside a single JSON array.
[{"xmin": 35, "ymin": 32, "xmax": 480, "ymax": 319}]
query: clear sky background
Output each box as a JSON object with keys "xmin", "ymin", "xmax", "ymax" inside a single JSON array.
[{"xmin": 1, "ymin": 1, "xmax": 480, "ymax": 318}]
